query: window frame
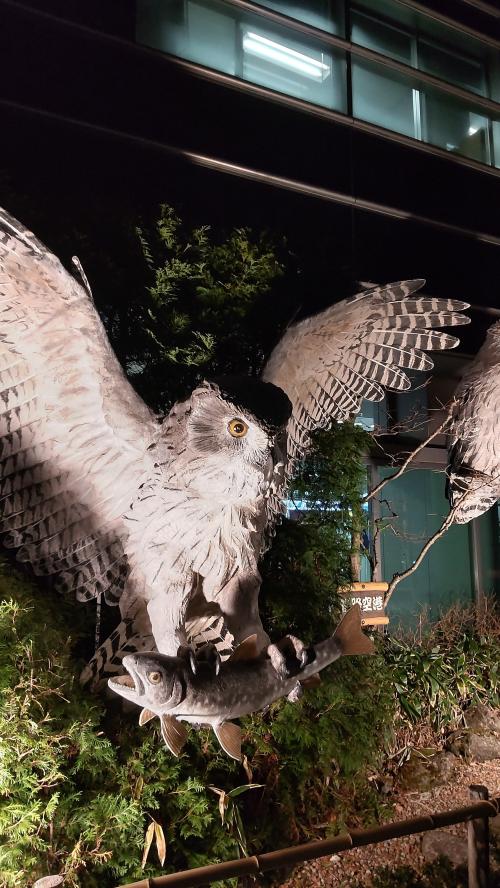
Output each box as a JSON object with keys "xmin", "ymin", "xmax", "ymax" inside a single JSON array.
[{"xmin": 350, "ymin": 3, "xmax": 493, "ymax": 162}]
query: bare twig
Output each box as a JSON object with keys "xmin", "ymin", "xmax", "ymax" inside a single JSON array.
[
  {"xmin": 363, "ymin": 405, "xmax": 455, "ymax": 504},
  {"xmin": 384, "ymin": 492, "xmax": 467, "ymax": 607}
]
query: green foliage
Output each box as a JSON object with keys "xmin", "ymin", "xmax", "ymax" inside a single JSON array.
[
  {"xmin": 245, "ymin": 650, "xmax": 395, "ymax": 847},
  {"xmin": 132, "ymin": 205, "xmax": 287, "ymax": 410},
  {"xmin": 0, "ymin": 567, "xmax": 252, "ymax": 887},
  {"xmin": 261, "ymin": 423, "xmax": 372, "ymax": 642},
  {"xmin": 0, "ymin": 559, "xmax": 395, "ymax": 887},
  {"xmin": 383, "ymin": 603, "xmax": 500, "ymax": 737}
]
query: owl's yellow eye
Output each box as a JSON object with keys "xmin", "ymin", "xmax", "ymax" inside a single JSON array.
[
  {"xmin": 228, "ymin": 418, "xmax": 249, "ymax": 438},
  {"xmin": 148, "ymin": 671, "xmax": 162, "ymax": 684}
]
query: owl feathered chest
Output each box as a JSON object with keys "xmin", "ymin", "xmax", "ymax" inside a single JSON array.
[
  {"xmin": 126, "ymin": 452, "xmax": 271, "ymax": 598},
  {"xmin": 124, "ymin": 386, "xmax": 285, "ymax": 596}
]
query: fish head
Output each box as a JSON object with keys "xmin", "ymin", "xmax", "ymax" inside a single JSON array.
[{"xmin": 108, "ymin": 652, "xmax": 186, "ymax": 712}]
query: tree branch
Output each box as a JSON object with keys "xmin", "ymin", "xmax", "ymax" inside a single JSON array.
[
  {"xmin": 384, "ymin": 492, "xmax": 467, "ymax": 607},
  {"xmin": 363, "ymin": 402, "xmax": 456, "ymax": 505}
]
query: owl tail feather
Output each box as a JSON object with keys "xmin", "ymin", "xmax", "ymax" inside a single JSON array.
[{"xmin": 80, "ymin": 617, "xmax": 155, "ymax": 688}]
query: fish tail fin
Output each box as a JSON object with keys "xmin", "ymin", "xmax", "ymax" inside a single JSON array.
[{"xmin": 333, "ymin": 605, "xmax": 374, "ymax": 656}]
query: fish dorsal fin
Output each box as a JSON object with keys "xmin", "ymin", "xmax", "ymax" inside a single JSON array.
[
  {"xmin": 300, "ymin": 674, "xmax": 321, "ymax": 689},
  {"xmin": 139, "ymin": 708, "xmax": 156, "ymax": 726},
  {"xmin": 228, "ymin": 634, "xmax": 259, "ymax": 663},
  {"xmin": 333, "ymin": 605, "xmax": 375, "ymax": 656},
  {"xmin": 160, "ymin": 714, "xmax": 188, "ymax": 757},
  {"xmin": 214, "ymin": 722, "xmax": 242, "ymax": 761}
]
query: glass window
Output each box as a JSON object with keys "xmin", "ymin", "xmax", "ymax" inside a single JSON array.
[
  {"xmin": 418, "ymin": 39, "xmax": 486, "ymax": 97},
  {"xmin": 379, "ymin": 468, "xmax": 474, "ymax": 627},
  {"xmin": 354, "ymin": 0, "xmax": 495, "ymax": 97},
  {"xmin": 356, "ymin": 398, "xmax": 387, "ymax": 433},
  {"xmin": 350, "ymin": 7, "xmax": 496, "ymax": 167},
  {"xmin": 241, "ymin": 26, "xmax": 342, "ymax": 108},
  {"xmin": 252, "ymin": 0, "xmax": 344, "ymax": 36},
  {"xmin": 351, "ymin": 9, "xmax": 412, "ymax": 65},
  {"xmin": 351, "ymin": 11, "xmax": 418, "ymax": 140},
  {"xmin": 136, "ymin": 0, "xmax": 347, "ymax": 112},
  {"xmin": 395, "ymin": 373, "xmax": 428, "ymax": 439},
  {"xmin": 352, "ymin": 59, "xmax": 418, "ymax": 139},
  {"xmin": 422, "ymin": 92, "xmax": 491, "ymax": 165}
]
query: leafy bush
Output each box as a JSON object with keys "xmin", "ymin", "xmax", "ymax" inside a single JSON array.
[
  {"xmin": 131, "ymin": 204, "xmax": 288, "ymax": 411},
  {"xmin": 0, "ymin": 562, "xmax": 394, "ymax": 887},
  {"xmin": 383, "ymin": 601, "xmax": 500, "ymax": 744},
  {"xmin": 261, "ymin": 423, "xmax": 371, "ymax": 642},
  {"xmin": 0, "ymin": 567, "xmax": 248, "ymax": 888}
]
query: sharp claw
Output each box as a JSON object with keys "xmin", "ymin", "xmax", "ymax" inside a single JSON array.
[
  {"xmin": 267, "ymin": 643, "xmax": 288, "ymax": 680},
  {"xmin": 300, "ymin": 650, "xmax": 308, "ymax": 668},
  {"xmin": 287, "ymin": 681, "xmax": 304, "ymax": 703},
  {"xmin": 189, "ymin": 651, "xmax": 198, "ymax": 675}
]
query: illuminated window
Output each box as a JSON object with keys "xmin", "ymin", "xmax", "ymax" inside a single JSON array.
[
  {"xmin": 136, "ymin": 0, "xmax": 346, "ymax": 112},
  {"xmin": 351, "ymin": 7, "xmax": 494, "ymax": 165},
  {"xmin": 136, "ymin": 0, "xmax": 498, "ymax": 167}
]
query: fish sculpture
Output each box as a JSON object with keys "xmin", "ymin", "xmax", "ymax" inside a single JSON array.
[{"xmin": 108, "ymin": 605, "xmax": 374, "ymax": 760}]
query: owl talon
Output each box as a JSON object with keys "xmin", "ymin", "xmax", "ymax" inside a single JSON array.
[
  {"xmin": 287, "ymin": 681, "xmax": 304, "ymax": 703},
  {"xmin": 267, "ymin": 643, "xmax": 288, "ymax": 680},
  {"xmin": 267, "ymin": 634, "xmax": 311, "ymax": 679},
  {"xmin": 176, "ymin": 642, "xmax": 221, "ymax": 676},
  {"xmin": 194, "ymin": 642, "xmax": 222, "ymax": 675}
]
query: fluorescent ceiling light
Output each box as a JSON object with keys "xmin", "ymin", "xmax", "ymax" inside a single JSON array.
[
  {"xmin": 468, "ymin": 125, "xmax": 479, "ymax": 135},
  {"xmin": 243, "ymin": 31, "xmax": 330, "ymax": 81}
]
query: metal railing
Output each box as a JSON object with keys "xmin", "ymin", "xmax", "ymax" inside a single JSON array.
[{"xmin": 117, "ymin": 785, "xmax": 499, "ymax": 888}]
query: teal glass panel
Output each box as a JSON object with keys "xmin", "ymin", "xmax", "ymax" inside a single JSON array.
[
  {"xmin": 352, "ymin": 59, "xmax": 418, "ymax": 138},
  {"xmin": 422, "ymin": 91, "xmax": 491, "ymax": 165},
  {"xmin": 378, "ymin": 468, "xmax": 474, "ymax": 628},
  {"xmin": 252, "ymin": 0, "xmax": 344, "ymax": 36},
  {"xmin": 354, "ymin": 0, "xmax": 494, "ymax": 95},
  {"xmin": 351, "ymin": 55, "xmax": 495, "ymax": 165},
  {"xmin": 356, "ymin": 398, "xmax": 387, "ymax": 433},
  {"xmin": 395, "ymin": 372, "xmax": 429, "ymax": 440},
  {"xmin": 351, "ymin": 9, "xmax": 412, "ymax": 65},
  {"xmin": 475, "ymin": 507, "xmax": 500, "ymax": 600},
  {"xmin": 136, "ymin": 0, "xmax": 347, "ymax": 112},
  {"xmin": 350, "ymin": 2, "xmax": 497, "ymax": 166},
  {"xmin": 137, "ymin": 0, "xmax": 238, "ymax": 76},
  {"xmin": 418, "ymin": 39, "xmax": 486, "ymax": 97},
  {"xmin": 241, "ymin": 25, "xmax": 343, "ymax": 108}
]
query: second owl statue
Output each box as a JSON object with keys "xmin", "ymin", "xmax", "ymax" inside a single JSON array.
[{"xmin": 448, "ymin": 318, "xmax": 500, "ymax": 523}]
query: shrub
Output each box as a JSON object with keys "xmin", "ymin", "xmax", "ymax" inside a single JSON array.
[
  {"xmin": 383, "ymin": 601, "xmax": 500, "ymax": 748},
  {"xmin": 0, "ymin": 561, "xmax": 396, "ymax": 887},
  {"xmin": 0, "ymin": 568, "xmax": 242, "ymax": 887}
]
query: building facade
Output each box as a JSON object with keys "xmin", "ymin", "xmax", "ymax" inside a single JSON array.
[{"xmin": 1, "ymin": 0, "xmax": 500, "ymax": 624}]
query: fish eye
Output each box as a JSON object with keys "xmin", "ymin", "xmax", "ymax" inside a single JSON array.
[
  {"xmin": 148, "ymin": 671, "xmax": 162, "ymax": 684},
  {"xmin": 228, "ymin": 418, "xmax": 248, "ymax": 438}
]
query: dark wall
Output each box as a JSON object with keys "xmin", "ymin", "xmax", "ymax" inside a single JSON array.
[{"xmin": 0, "ymin": 0, "xmax": 499, "ymax": 343}]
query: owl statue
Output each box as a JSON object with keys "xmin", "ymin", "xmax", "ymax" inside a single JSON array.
[
  {"xmin": 448, "ymin": 318, "xmax": 500, "ymax": 523},
  {"xmin": 0, "ymin": 208, "xmax": 469, "ymax": 685}
]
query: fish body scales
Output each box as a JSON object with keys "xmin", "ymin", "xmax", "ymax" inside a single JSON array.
[{"xmin": 171, "ymin": 636, "xmax": 343, "ymax": 722}]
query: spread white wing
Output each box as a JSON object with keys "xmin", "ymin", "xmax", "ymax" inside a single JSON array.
[
  {"xmin": 0, "ymin": 209, "xmax": 176, "ymax": 676},
  {"xmin": 263, "ymin": 281, "xmax": 470, "ymax": 484},
  {"xmin": 0, "ymin": 209, "xmax": 276, "ymax": 683},
  {"xmin": 447, "ymin": 324, "xmax": 500, "ymax": 523}
]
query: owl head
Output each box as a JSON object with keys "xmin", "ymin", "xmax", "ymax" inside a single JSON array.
[{"xmin": 185, "ymin": 376, "xmax": 292, "ymax": 469}]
